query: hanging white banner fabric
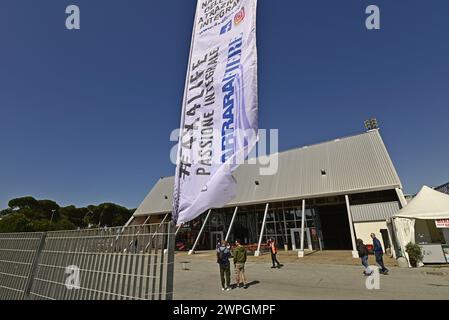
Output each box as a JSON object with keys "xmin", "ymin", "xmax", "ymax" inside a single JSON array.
[{"xmin": 173, "ymin": 0, "xmax": 258, "ymax": 225}]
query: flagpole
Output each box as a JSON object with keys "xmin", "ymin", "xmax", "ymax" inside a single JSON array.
[
  {"xmin": 166, "ymin": 2, "xmax": 200, "ymax": 301},
  {"xmin": 173, "ymin": 1, "xmax": 199, "ymax": 225}
]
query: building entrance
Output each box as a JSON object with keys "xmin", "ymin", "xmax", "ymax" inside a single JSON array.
[
  {"xmin": 290, "ymin": 228, "xmax": 312, "ymax": 251},
  {"xmin": 318, "ymin": 205, "xmax": 352, "ymax": 250},
  {"xmin": 210, "ymin": 231, "xmax": 224, "ymax": 249}
]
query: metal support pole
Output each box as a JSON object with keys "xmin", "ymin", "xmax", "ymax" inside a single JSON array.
[
  {"xmin": 282, "ymin": 210, "xmax": 289, "ymax": 251},
  {"xmin": 345, "ymin": 195, "xmax": 359, "ymax": 258},
  {"xmin": 23, "ymin": 232, "xmax": 47, "ymax": 299},
  {"xmin": 386, "ymin": 219, "xmax": 397, "ymax": 259},
  {"xmin": 395, "ymin": 188, "xmax": 408, "ymax": 208},
  {"xmin": 225, "ymin": 207, "xmax": 238, "ymax": 242},
  {"xmin": 175, "ymin": 225, "xmax": 182, "ymax": 236},
  {"xmin": 158, "ymin": 213, "xmax": 169, "ymax": 227},
  {"xmin": 188, "ymin": 210, "xmax": 211, "ymax": 255},
  {"xmin": 298, "ymin": 199, "xmax": 306, "ymax": 258},
  {"xmin": 151, "ymin": 213, "xmax": 169, "ymax": 239},
  {"xmin": 255, "ymin": 203, "xmax": 269, "ymax": 257},
  {"xmin": 165, "ymin": 222, "xmax": 175, "ymax": 300},
  {"xmin": 123, "ymin": 215, "xmax": 135, "ymax": 228}
]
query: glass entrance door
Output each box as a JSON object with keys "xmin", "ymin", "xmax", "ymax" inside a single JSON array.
[
  {"xmin": 290, "ymin": 228, "xmax": 312, "ymax": 251},
  {"xmin": 210, "ymin": 231, "xmax": 224, "ymax": 250}
]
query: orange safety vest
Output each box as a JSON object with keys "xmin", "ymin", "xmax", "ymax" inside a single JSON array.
[{"xmin": 270, "ymin": 242, "xmax": 277, "ymax": 254}]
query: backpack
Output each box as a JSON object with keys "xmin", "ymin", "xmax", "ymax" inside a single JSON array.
[
  {"xmin": 217, "ymin": 248, "xmax": 228, "ymax": 264},
  {"xmin": 359, "ymin": 244, "xmax": 368, "ymax": 257}
]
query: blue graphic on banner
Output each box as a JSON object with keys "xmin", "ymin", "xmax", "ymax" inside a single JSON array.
[
  {"xmin": 221, "ymin": 35, "xmax": 243, "ymax": 163},
  {"xmin": 220, "ymin": 20, "xmax": 232, "ymax": 35}
]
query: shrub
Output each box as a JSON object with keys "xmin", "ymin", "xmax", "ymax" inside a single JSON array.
[{"xmin": 405, "ymin": 242, "xmax": 423, "ymax": 267}]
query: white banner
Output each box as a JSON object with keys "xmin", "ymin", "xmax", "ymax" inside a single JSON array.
[{"xmin": 173, "ymin": 0, "xmax": 258, "ymax": 225}]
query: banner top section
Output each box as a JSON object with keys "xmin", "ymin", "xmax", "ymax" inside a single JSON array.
[{"xmin": 173, "ymin": 0, "xmax": 258, "ymax": 225}]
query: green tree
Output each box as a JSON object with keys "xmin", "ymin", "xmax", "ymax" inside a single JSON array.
[
  {"xmin": 60, "ymin": 205, "xmax": 87, "ymax": 228},
  {"xmin": 0, "ymin": 213, "xmax": 32, "ymax": 233},
  {"xmin": 1, "ymin": 196, "xmax": 133, "ymax": 232},
  {"xmin": 8, "ymin": 196, "xmax": 38, "ymax": 210},
  {"xmin": 0, "ymin": 208, "xmax": 13, "ymax": 216}
]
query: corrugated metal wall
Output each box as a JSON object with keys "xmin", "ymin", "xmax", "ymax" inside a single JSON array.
[
  {"xmin": 435, "ymin": 182, "xmax": 449, "ymax": 195},
  {"xmin": 134, "ymin": 130, "xmax": 402, "ymax": 216},
  {"xmin": 351, "ymin": 201, "xmax": 400, "ymax": 222}
]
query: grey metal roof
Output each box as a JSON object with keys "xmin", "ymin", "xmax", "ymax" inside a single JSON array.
[
  {"xmin": 350, "ymin": 201, "xmax": 400, "ymax": 222},
  {"xmin": 435, "ymin": 182, "xmax": 449, "ymax": 195},
  {"xmin": 134, "ymin": 130, "xmax": 403, "ymax": 217}
]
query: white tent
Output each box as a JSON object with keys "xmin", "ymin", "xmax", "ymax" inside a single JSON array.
[
  {"xmin": 393, "ymin": 186, "xmax": 449, "ymax": 265},
  {"xmin": 395, "ymin": 185, "xmax": 449, "ymax": 220}
]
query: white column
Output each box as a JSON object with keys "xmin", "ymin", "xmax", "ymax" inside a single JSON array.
[
  {"xmin": 225, "ymin": 207, "xmax": 238, "ymax": 242},
  {"xmin": 143, "ymin": 216, "xmax": 151, "ymax": 225},
  {"xmin": 298, "ymin": 199, "xmax": 306, "ymax": 258},
  {"xmin": 386, "ymin": 219, "xmax": 397, "ymax": 259},
  {"xmin": 395, "ymin": 188, "xmax": 408, "ymax": 208},
  {"xmin": 282, "ymin": 211, "xmax": 289, "ymax": 251},
  {"xmin": 255, "ymin": 203, "xmax": 269, "ymax": 257},
  {"xmin": 151, "ymin": 213, "xmax": 170, "ymax": 241},
  {"xmin": 188, "ymin": 209, "xmax": 211, "ymax": 255},
  {"xmin": 345, "ymin": 195, "xmax": 359, "ymax": 258},
  {"xmin": 175, "ymin": 225, "xmax": 182, "ymax": 236}
]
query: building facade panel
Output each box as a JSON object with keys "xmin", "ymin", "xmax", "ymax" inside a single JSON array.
[{"xmin": 351, "ymin": 201, "xmax": 400, "ymax": 222}]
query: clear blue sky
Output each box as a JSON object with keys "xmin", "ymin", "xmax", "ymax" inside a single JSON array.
[{"xmin": 1, "ymin": 0, "xmax": 448, "ymax": 210}]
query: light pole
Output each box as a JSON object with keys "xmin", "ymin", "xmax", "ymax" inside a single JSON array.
[
  {"xmin": 50, "ymin": 209, "xmax": 56, "ymax": 226},
  {"xmin": 84, "ymin": 210, "xmax": 93, "ymax": 228}
]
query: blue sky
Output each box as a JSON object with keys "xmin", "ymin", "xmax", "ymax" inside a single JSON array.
[{"xmin": 0, "ymin": 0, "xmax": 448, "ymax": 209}]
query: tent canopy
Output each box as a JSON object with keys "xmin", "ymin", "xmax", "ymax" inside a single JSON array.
[{"xmin": 394, "ymin": 186, "xmax": 449, "ymax": 219}]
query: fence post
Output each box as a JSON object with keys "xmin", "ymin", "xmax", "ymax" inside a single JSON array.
[
  {"xmin": 23, "ymin": 232, "xmax": 47, "ymax": 300},
  {"xmin": 165, "ymin": 222, "xmax": 175, "ymax": 300}
]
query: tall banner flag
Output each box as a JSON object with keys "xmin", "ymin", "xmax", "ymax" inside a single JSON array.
[{"xmin": 173, "ymin": 0, "xmax": 258, "ymax": 225}]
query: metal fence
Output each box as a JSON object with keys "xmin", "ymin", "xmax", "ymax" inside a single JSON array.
[
  {"xmin": 0, "ymin": 232, "xmax": 45, "ymax": 299},
  {"xmin": 0, "ymin": 222, "xmax": 175, "ymax": 300}
]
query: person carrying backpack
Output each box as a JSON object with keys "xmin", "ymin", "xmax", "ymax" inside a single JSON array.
[
  {"xmin": 217, "ymin": 240, "xmax": 231, "ymax": 291},
  {"xmin": 356, "ymin": 239, "xmax": 373, "ymax": 276}
]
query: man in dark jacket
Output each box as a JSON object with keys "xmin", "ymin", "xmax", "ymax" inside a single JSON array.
[
  {"xmin": 217, "ymin": 240, "xmax": 231, "ymax": 291},
  {"xmin": 371, "ymin": 233, "xmax": 389, "ymax": 274}
]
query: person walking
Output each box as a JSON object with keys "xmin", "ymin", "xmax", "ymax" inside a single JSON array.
[
  {"xmin": 217, "ymin": 240, "xmax": 231, "ymax": 291},
  {"xmin": 356, "ymin": 239, "xmax": 373, "ymax": 276},
  {"xmin": 371, "ymin": 233, "xmax": 389, "ymax": 275},
  {"xmin": 268, "ymin": 238, "xmax": 283, "ymax": 268},
  {"xmin": 233, "ymin": 239, "xmax": 248, "ymax": 289}
]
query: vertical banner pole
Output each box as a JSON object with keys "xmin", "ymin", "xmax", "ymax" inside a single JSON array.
[
  {"xmin": 165, "ymin": 222, "xmax": 175, "ymax": 300},
  {"xmin": 172, "ymin": 2, "xmax": 199, "ymax": 225}
]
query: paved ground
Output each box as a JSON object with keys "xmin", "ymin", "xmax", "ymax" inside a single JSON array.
[{"xmin": 173, "ymin": 250, "xmax": 449, "ymax": 300}]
